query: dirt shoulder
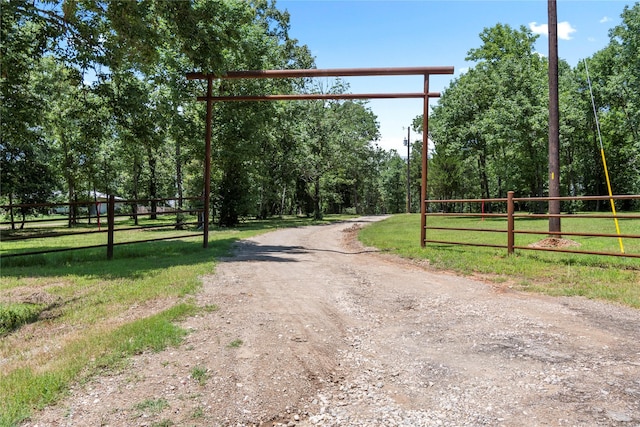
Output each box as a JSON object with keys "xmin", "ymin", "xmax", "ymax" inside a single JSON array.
[{"xmin": 25, "ymin": 217, "xmax": 640, "ymax": 426}]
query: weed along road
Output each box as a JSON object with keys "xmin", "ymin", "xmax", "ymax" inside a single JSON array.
[{"xmin": 28, "ymin": 217, "xmax": 640, "ymax": 426}]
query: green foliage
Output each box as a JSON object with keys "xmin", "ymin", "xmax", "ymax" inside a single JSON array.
[
  {"xmin": 428, "ymin": 24, "xmax": 549, "ymax": 202},
  {"xmin": 190, "ymin": 366, "xmax": 208, "ymax": 386},
  {"xmin": 0, "ymin": 368, "xmax": 67, "ymax": 427},
  {"xmin": 100, "ymin": 304, "xmax": 194, "ymax": 359},
  {"xmin": 289, "ymin": 82, "xmax": 381, "ymax": 219},
  {"xmin": 0, "ymin": 305, "xmax": 194, "ymax": 427},
  {"xmin": 2, "ymin": 0, "xmax": 390, "ymax": 225},
  {"xmin": 379, "ymin": 152, "xmax": 407, "ymax": 214},
  {"xmin": 203, "ymin": 303, "xmax": 219, "ymax": 313},
  {"xmin": 227, "ymin": 339, "xmax": 244, "ymax": 348},
  {"xmin": 466, "ymin": 23, "xmax": 539, "ymax": 63},
  {"xmin": 3, "ymin": 1, "xmax": 637, "ymax": 234},
  {"xmin": 0, "ymin": 303, "xmax": 46, "ymax": 336},
  {"xmin": 133, "ymin": 398, "xmax": 169, "ymax": 416},
  {"xmin": 0, "ymin": 3, "xmax": 60, "ymax": 214},
  {"xmin": 191, "ymin": 406, "xmax": 205, "ymax": 419},
  {"xmin": 424, "ymin": 8, "xmax": 640, "ymax": 207}
]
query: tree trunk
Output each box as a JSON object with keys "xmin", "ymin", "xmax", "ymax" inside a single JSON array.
[
  {"xmin": 314, "ymin": 177, "xmax": 322, "ymax": 220},
  {"xmin": 176, "ymin": 140, "xmax": 183, "ymax": 209},
  {"xmin": 280, "ymin": 185, "xmax": 286, "ymax": 218},
  {"xmin": 478, "ymin": 151, "xmax": 491, "ymax": 212},
  {"xmin": 67, "ymin": 179, "xmax": 75, "ymax": 228},
  {"xmin": 353, "ymin": 179, "xmax": 359, "ymax": 214},
  {"xmin": 132, "ymin": 160, "xmax": 141, "ymax": 226},
  {"xmin": 89, "ymin": 186, "xmax": 98, "ymax": 225},
  {"xmin": 9, "ymin": 193, "xmax": 15, "ymax": 230},
  {"xmin": 147, "ymin": 146, "xmax": 157, "ymax": 220}
]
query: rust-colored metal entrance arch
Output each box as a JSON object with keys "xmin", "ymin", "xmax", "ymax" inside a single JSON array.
[{"xmin": 187, "ymin": 66, "xmax": 454, "ymax": 247}]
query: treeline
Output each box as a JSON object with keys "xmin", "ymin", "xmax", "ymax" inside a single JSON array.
[
  {"xmin": 419, "ymin": 4, "xmax": 639, "ymax": 212},
  {"xmin": 1, "ymin": 0, "xmax": 410, "ymax": 227},
  {"xmin": 3, "ymin": 2, "xmax": 638, "ymax": 226}
]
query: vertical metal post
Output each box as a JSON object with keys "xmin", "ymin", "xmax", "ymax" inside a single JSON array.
[
  {"xmin": 406, "ymin": 126, "xmax": 411, "ymax": 214},
  {"xmin": 420, "ymin": 74, "xmax": 430, "ymax": 247},
  {"xmin": 548, "ymin": 0, "xmax": 561, "ymax": 235},
  {"xmin": 107, "ymin": 195, "xmax": 115, "ymax": 260},
  {"xmin": 507, "ymin": 191, "xmax": 515, "ymax": 255},
  {"xmin": 203, "ymin": 76, "xmax": 213, "ymax": 248}
]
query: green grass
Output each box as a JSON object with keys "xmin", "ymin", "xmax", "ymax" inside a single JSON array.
[
  {"xmin": 0, "ymin": 304, "xmax": 194, "ymax": 427},
  {"xmin": 190, "ymin": 366, "xmax": 208, "ymax": 386},
  {"xmin": 0, "ymin": 303, "xmax": 47, "ymax": 336},
  {"xmin": 133, "ymin": 398, "xmax": 169, "ymax": 415},
  {"xmin": 360, "ymin": 214, "xmax": 640, "ymax": 307},
  {"xmin": 0, "ymin": 214, "xmax": 352, "ymax": 427},
  {"xmin": 191, "ymin": 406, "xmax": 205, "ymax": 419},
  {"xmin": 227, "ymin": 339, "xmax": 243, "ymax": 348},
  {"xmin": 0, "ymin": 214, "xmax": 356, "ymax": 260}
]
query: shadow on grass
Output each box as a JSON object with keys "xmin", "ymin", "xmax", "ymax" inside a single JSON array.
[{"xmin": 0, "ymin": 237, "xmax": 239, "ymax": 280}]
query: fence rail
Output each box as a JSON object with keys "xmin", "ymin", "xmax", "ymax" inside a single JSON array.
[
  {"xmin": 424, "ymin": 192, "xmax": 640, "ymax": 259},
  {"xmin": 1, "ymin": 195, "xmax": 205, "ymax": 260}
]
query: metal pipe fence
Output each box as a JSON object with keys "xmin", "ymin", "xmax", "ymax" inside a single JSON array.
[
  {"xmin": 1, "ymin": 196, "xmax": 205, "ymax": 260},
  {"xmin": 424, "ymin": 192, "xmax": 640, "ymax": 259}
]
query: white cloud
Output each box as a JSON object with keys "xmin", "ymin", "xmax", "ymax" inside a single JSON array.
[
  {"xmin": 600, "ymin": 16, "xmax": 611, "ymax": 23},
  {"xmin": 529, "ymin": 21, "xmax": 548, "ymax": 36},
  {"xmin": 558, "ymin": 21, "xmax": 577, "ymax": 40},
  {"xmin": 528, "ymin": 21, "xmax": 576, "ymax": 40}
]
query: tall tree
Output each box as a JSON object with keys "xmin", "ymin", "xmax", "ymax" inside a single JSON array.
[
  {"xmin": 379, "ymin": 151, "xmax": 407, "ymax": 214},
  {"xmin": 1, "ymin": 0, "xmax": 61, "ymax": 218},
  {"xmin": 427, "ymin": 24, "xmax": 548, "ymax": 209},
  {"xmin": 292, "ymin": 80, "xmax": 379, "ymax": 219}
]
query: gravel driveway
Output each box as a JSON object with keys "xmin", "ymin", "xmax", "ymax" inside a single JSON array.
[{"xmin": 26, "ymin": 216, "xmax": 640, "ymax": 426}]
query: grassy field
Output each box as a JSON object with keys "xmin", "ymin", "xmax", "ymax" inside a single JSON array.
[
  {"xmin": 0, "ymin": 215, "xmax": 351, "ymax": 427},
  {"xmin": 1, "ymin": 215, "xmax": 204, "ymax": 259},
  {"xmin": 359, "ymin": 213, "xmax": 640, "ymax": 307}
]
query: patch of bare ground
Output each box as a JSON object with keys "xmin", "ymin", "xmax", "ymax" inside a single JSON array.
[
  {"xmin": 21, "ymin": 217, "xmax": 640, "ymax": 427},
  {"xmin": 528, "ymin": 237, "xmax": 581, "ymax": 249}
]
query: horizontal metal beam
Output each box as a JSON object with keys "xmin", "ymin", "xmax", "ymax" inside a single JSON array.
[
  {"xmin": 196, "ymin": 92, "xmax": 441, "ymax": 102},
  {"xmin": 186, "ymin": 66, "xmax": 454, "ymax": 80}
]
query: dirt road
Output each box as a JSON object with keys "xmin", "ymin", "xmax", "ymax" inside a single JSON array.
[{"xmin": 27, "ymin": 217, "xmax": 640, "ymax": 426}]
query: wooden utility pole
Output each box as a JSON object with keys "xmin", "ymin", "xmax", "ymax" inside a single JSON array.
[{"xmin": 548, "ymin": 0, "xmax": 561, "ymax": 234}]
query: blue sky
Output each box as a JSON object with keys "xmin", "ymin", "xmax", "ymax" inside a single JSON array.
[{"xmin": 277, "ymin": 0, "xmax": 635, "ymax": 152}]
